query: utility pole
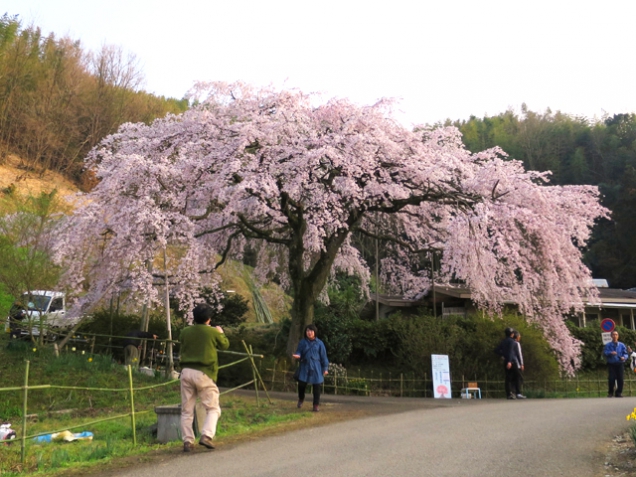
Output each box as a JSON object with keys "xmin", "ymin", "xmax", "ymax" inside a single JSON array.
[
  {"xmin": 375, "ymin": 235, "xmax": 380, "ymax": 321},
  {"xmin": 432, "ymin": 252, "xmax": 437, "ymax": 319},
  {"xmin": 163, "ymin": 248, "xmax": 174, "ymax": 376}
]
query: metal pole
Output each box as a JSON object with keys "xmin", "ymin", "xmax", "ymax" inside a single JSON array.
[
  {"xmin": 128, "ymin": 365, "xmax": 137, "ymax": 446},
  {"xmin": 21, "ymin": 360, "xmax": 30, "ymax": 464}
]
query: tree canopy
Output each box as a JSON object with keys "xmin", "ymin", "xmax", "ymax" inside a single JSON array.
[
  {"xmin": 54, "ymin": 83, "xmax": 608, "ymax": 373},
  {"xmin": 452, "ymin": 109, "xmax": 636, "ymax": 289}
]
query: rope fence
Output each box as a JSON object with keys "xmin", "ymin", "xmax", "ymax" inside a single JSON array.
[
  {"xmin": 0, "ymin": 340, "xmax": 270, "ymax": 464},
  {"xmin": 267, "ymin": 359, "xmax": 636, "ymax": 399}
]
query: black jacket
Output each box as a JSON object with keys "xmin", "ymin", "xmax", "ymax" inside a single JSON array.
[
  {"xmin": 495, "ymin": 336, "xmax": 517, "ymax": 364},
  {"xmin": 122, "ymin": 330, "xmax": 155, "ymax": 349}
]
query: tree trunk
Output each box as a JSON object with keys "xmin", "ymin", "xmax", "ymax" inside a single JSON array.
[
  {"xmin": 285, "ymin": 223, "xmax": 352, "ymax": 355},
  {"xmin": 287, "ymin": 286, "xmax": 315, "ymax": 356}
]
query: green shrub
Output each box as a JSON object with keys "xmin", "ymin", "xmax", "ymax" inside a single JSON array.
[
  {"xmin": 77, "ymin": 310, "xmax": 173, "ymax": 361},
  {"xmin": 199, "ymin": 287, "xmax": 250, "ymax": 327},
  {"xmin": 568, "ymin": 322, "xmax": 636, "ymax": 371},
  {"xmin": 338, "ymin": 312, "xmax": 558, "ymax": 381}
]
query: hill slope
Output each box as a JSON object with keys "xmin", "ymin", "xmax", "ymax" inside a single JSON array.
[{"xmin": 0, "ymin": 154, "xmax": 79, "ymax": 198}]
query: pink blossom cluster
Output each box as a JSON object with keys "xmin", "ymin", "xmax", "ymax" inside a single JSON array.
[{"xmin": 53, "ymin": 83, "xmax": 608, "ymax": 372}]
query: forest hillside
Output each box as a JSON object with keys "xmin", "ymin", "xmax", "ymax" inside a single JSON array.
[
  {"xmin": 453, "ymin": 109, "xmax": 636, "ymax": 288},
  {"xmin": 2, "ymin": 13, "xmax": 636, "ymax": 295}
]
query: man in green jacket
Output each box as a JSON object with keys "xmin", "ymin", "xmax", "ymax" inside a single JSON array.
[{"xmin": 179, "ymin": 303, "xmax": 230, "ymax": 452}]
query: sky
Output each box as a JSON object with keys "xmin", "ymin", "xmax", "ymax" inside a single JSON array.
[{"xmin": 4, "ymin": 0, "xmax": 636, "ymax": 127}]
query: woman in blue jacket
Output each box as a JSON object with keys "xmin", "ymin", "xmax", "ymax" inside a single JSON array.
[{"xmin": 292, "ymin": 324, "xmax": 329, "ymax": 412}]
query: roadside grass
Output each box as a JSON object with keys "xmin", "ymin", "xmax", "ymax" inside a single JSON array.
[
  {"xmin": 0, "ymin": 396, "xmax": 309, "ymax": 476},
  {"xmin": 0, "ymin": 337, "xmax": 314, "ymax": 475}
]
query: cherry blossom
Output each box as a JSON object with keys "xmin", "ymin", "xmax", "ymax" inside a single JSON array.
[{"xmin": 53, "ymin": 83, "xmax": 608, "ymax": 372}]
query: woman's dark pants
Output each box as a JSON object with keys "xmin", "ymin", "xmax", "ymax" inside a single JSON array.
[{"xmin": 298, "ymin": 381, "xmax": 321, "ymax": 406}]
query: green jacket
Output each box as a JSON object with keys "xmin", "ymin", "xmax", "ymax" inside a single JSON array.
[{"xmin": 179, "ymin": 324, "xmax": 230, "ymax": 381}]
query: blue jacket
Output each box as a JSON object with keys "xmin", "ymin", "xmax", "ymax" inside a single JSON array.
[
  {"xmin": 604, "ymin": 340, "xmax": 629, "ymax": 364},
  {"xmin": 295, "ymin": 337, "xmax": 329, "ymax": 385}
]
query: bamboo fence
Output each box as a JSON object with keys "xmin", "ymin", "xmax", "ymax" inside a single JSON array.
[
  {"xmin": 267, "ymin": 359, "xmax": 636, "ymax": 399},
  {"xmin": 0, "ymin": 341, "xmax": 269, "ymax": 464}
]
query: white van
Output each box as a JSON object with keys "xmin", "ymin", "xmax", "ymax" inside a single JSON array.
[{"xmin": 5, "ymin": 291, "xmax": 72, "ymax": 340}]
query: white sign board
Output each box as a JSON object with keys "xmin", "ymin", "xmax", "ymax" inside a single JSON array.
[
  {"xmin": 602, "ymin": 332, "xmax": 612, "ymax": 345},
  {"xmin": 431, "ymin": 354, "xmax": 452, "ymax": 399}
]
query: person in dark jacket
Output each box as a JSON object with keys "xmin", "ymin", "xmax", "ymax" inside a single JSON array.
[
  {"xmin": 292, "ymin": 324, "xmax": 329, "ymax": 412},
  {"xmin": 512, "ymin": 331, "xmax": 526, "ymax": 399},
  {"xmin": 494, "ymin": 327, "xmax": 518, "ymax": 400},
  {"xmin": 604, "ymin": 330, "xmax": 629, "ymax": 397},
  {"xmin": 122, "ymin": 330, "xmax": 158, "ymax": 367}
]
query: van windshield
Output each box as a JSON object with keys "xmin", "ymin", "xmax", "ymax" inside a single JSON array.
[{"xmin": 23, "ymin": 294, "xmax": 51, "ymax": 312}]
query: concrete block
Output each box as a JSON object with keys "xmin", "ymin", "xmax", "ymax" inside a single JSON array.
[{"xmin": 154, "ymin": 403, "xmax": 206, "ymax": 443}]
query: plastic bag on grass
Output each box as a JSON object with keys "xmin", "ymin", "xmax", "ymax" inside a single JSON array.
[{"xmin": 33, "ymin": 430, "xmax": 93, "ymax": 443}]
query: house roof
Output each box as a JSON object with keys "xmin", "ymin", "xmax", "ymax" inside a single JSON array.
[
  {"xmin": 372, "ymin": 285, "xmax": 636, "ymax": 308},
  {"xmin": 371, "ymin": 294, "xmax": 427, "ymax": 308}
]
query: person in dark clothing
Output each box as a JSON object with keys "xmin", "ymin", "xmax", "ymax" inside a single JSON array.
[
  {"xmin": 495, "ymin": 327, "xmax": 518, "ymax": 400},
  {"xmin": 292, "ymin": 324, "xmax": 329, "ymax": 412},
  {"xmin": 7, "ymin": 302, "xmax": 27, "ymax": 338},
  {"xmin": 123, "ymin": 330, "xmax": 158, "ymax": 367},
  {"xmin": 604, "ymin": 330, "xmax": 629, "ymax": 397},
  {"xmin": 512, "ymin": 331, "xmax": 526, "ymax": 399}
]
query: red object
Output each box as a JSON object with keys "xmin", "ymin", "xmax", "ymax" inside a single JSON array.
[
  {"xmin": 600, "ymin": 318, "xmax": 616, "ymax": 332},
  {"xmin": 436, "ymin": 384, "xmax": 449, "ymax": 397}
]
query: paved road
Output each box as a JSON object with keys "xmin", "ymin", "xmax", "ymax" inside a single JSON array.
[{"xmin": 115, "ymin": 395, "xmax": 634, "ymax": 477}]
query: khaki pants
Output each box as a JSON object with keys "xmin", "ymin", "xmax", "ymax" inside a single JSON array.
[{"xmin": 180, "ymin": 368, "xmax": 221, "ymax": 444}]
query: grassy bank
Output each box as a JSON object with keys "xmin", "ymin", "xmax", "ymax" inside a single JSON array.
[{"xmin": 0, "ymin": 338, "xmax": 315, "ymax": 475}]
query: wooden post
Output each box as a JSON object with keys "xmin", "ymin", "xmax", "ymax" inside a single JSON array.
[
  {"xmin": 424, "ymin": 372, "xmax": 428, "ymax": 398},
  {"xmin": 241, "ymin": 341, "xmax": 272, "ymax": 404},
  {"xmin": 250, "ymin": 345, "xmax": 259, "ymax": 405},
  {"xmin": 21, "ymin": 360, "xmax": 30, "ymax": 464},
  {"xmin": 128, "ymin": 365, "xmax": 137, "ymax": 446},
  {"xmin": 271, "ymin": 359, "xmax": 277, "ymax": 392},
  {"xmin": 400, "ymin": 373, "xmax": 403, "ymax": 397}
]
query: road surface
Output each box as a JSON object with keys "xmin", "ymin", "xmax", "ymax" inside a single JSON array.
[{"xmin": 113, "ymin": 394, "xmax": 633, "ymax": 477}]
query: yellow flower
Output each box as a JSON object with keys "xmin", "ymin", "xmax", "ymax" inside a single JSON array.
[
  {"xmin": 71, "ymin": 347, "xmax": 76, "ymax": 352},
  {"xmin": 32, "ymin": 348, "xmax": 37, "ymax": 352},
  {"xmin": 88, "ymin": 357, "xmax": 93, "ymax": 362}
]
